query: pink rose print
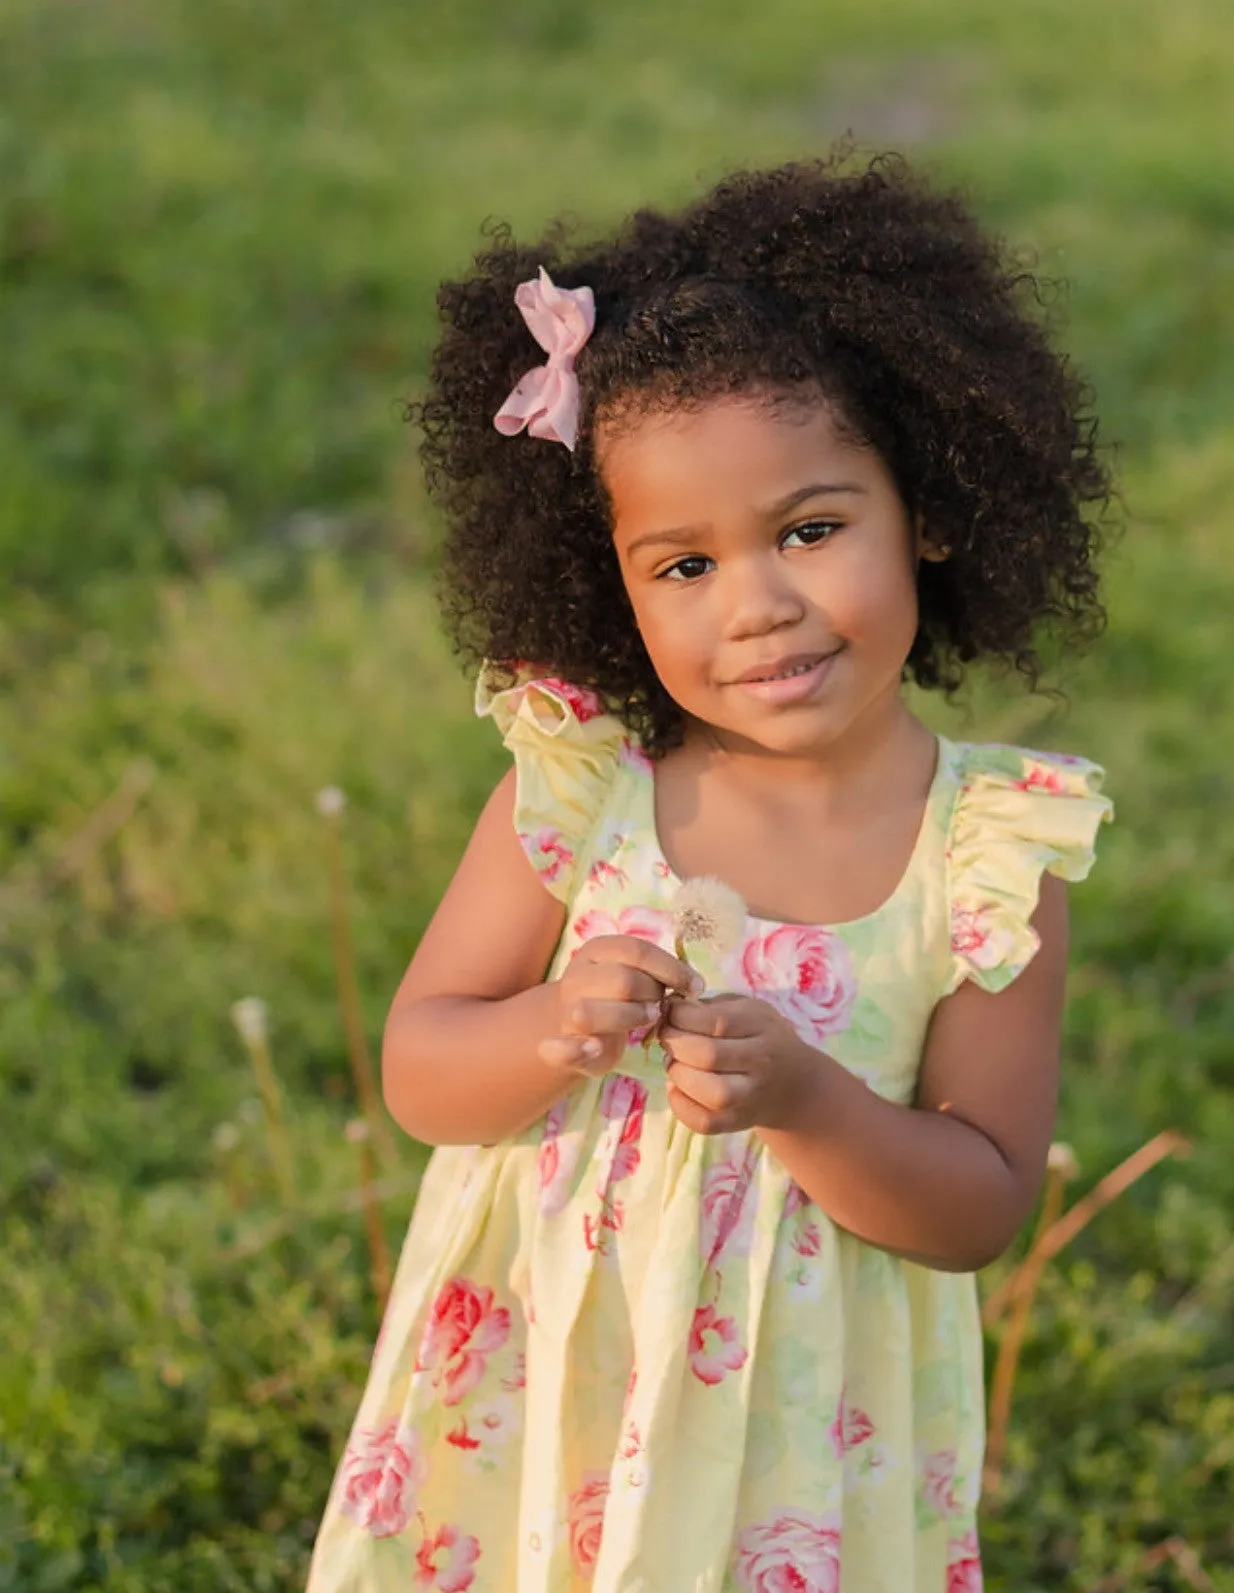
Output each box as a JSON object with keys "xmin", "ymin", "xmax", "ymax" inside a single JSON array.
[
  {"xmin": 537, "ymin": 677, "xmax": 605, "ymax": 722},
  {"xmin": 920, "ymin": 1449, "xmax": 962, "ymax": 1519},
  {"xmin": 567, "ymin": 1473, "xmax": 610, "ymax": 1576},
  {"xmin": 502, "ymin": 1352, "xmax": 526, "ymax": 1392},
  {"xmin": 950, "ymin": 905, "xmax": 1016, "ymax": 971},
  {"xmin": 519, "ymin": 825, "xmax": 574, "ymax": 885},
  {"xmin": 583, "ymin": 1200, "xmax": 624, "ymax": 1255},
  {"xmin": 828, "ymin": 1392, "xmax": 875, "ymax": 1458},
  {"xmin": 416, "ymin": 1278, "xmax": 511, "ymax": 1406},
  {"xmin": 584, "ymin": 1075, "xmax": 648, "ymax": 1254},
  {"xmin": 740, "ymin": 924, "xmax": 856, "ymax": 1042},
  {"xmin": 1013, "ymin": 761, "xmax": 1065, "ymax": 794},
  {"xmin": 618, "ymin": 1419, "xmax": 642, "ymax": 1461},
  {"xmin": 733, "ymin": 1509, "xmax": 842, "ymax": 1593},
  {"xmin": 783, "ymin": 1182, "xmax": 810, "ymax": 1217},
  {"xmin": 793, "ymin": 1219, "xmax": 822, "ymax": 1257},
  {"xmin": 947, "ymin": 1530, "xmax": 984, "ymax": 1593},
  {"xmin": 599, "ymin": 1073, "xmax": 647, "ymax": 1124},
  {"xmin": 414, "ymin": 1523, "xmax": 481, "ymax": 1591},
  {"xmin": 620, "ymin": 738, "xmax": 654, "ymax": 774},
  {"xmin": 699, "ymin": 1144, "xmax": 758, "ymax": 1266},
  {"xmin": 587, "ymin": 857, "xmax": 629, "ymax": 889},
  {"xmin": 572, "ymin": 904, "xmax": 668, "ymax": 946},
  {"xmin": 599, "ymin": 1074, "xmax": 648, "ymax": 1182},
  {"xmin": 447, "ymin": 1396, "xmax": 520, "ymax": 1460},
  {"xmin": 538, "ymin": 1100, "xmax": 581, "ymax": 1216},
  {"xmin": 339, "ymin": 1418, "xmax": 428, "ymax": 1538},
  {"xmin": 688, "ymin": 1304, "xmax": 749, "ymax": 1386}
]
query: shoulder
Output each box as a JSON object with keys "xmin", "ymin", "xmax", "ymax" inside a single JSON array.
[
  {"xmin": 951, "ymin": 740, "xmax": 1108, "ymax": 804},
  {"xmin": 942, "ymin": 738, "xmax": 1112, "ymax": 994},
  {"xmin": 476, "ymin": 664, "xmax": 647, "ymax": 901},
  {"xmin": 477, "ymin": 664, "xmax": 617, "ymax": 741}
]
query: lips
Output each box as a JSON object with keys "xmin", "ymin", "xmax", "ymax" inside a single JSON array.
[{"xmin": 731, "ymin": 650, "xmax": 839, "ymax": 685}]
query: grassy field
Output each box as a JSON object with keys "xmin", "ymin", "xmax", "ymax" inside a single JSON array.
[{"xmin": 2, "ymin": 0, "xmax": 1233, "ymax": 1587}]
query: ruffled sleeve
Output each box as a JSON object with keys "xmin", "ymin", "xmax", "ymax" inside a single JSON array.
[
  {"xmin": 945, "ymin": 744, "xmax": 1113, "ymax": 994},
  {"xmin": 475, "ymin": 664, "xmax": 631, "ymax": 903}
]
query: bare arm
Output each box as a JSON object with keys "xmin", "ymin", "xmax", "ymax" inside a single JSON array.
[
  {"xmin": 757, "ymin": 875, "xmax": 1069, "ymax": 1270},
  {"xmin": 382, "ymin": 770, "xmax": 695, "ymax": 1147},
  {"xmin": 381, "ymin": 769, "xmax": 572, "ymax": 1145}
]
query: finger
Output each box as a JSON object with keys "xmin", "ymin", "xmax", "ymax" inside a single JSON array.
[
  {"xmin": 658, "ymin": 1026, "xmax": 753, "ymax": 1074},
  {"xmin": 666, "ymin": 1061, "xmax": 750, "ymax": 1114},
  {"xmin": 559, "ymin": 996, "xmax": 664, "ymax": 1038},
  {"xmin": 578, "ymin": 935, "xmax": 703, "ymax": 997},
  {"xmin": 537, "ymin": 1034, "xmax": 613, "ymax": 1075},
  {"xmin": 666, "ymin": 1079, "xmax": 742, "ymax": 1137},
  {"xmin": 568, "ymin": 957, "xmax": 674, "ymax": 1008},
  {"xmin": 663, "ymin": 994, "xmax": 761, "ymax": 1039}
]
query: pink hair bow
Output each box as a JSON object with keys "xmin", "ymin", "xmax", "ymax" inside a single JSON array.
[{"xmin": 493, "ymin": 267, "xmax": 596, "ymax": 452}]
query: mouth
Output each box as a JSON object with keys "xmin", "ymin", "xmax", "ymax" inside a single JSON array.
[
  {"xmin": 726, "ymin": 648, "xmax": 843, "ymax": 707},
  {"xmin": 731, "ymin": 650, "xmax": 841, "ymax": 685}
]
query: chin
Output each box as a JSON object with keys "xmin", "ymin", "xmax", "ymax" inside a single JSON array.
[{"xmin": 728, "ymin": 710, "xmax": 846, "ymax": 757}]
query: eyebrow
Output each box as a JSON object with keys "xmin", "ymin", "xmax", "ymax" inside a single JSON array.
[{"xmin": 623, "ymin": 481, "xmax": 867, "ymax": 557}]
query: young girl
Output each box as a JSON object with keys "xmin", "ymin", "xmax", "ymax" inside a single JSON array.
[{"xmin": 308, "ymin": 153, "xmax": 1113, "ymax": 1593}]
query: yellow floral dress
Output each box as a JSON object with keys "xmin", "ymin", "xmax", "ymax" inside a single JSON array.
[{"xmin": 307, "ymin": 671, "xmax": 1112, "ymax": 1593}]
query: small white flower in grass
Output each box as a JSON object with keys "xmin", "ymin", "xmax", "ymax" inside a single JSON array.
[
  {"xmin": 230, "ymin": 996, "xmax": 268, "ymax": 1045},
  {"xmin": 670, "ymin": 875, "xmax": 748, "ymax": 965},
  {"xmin": 316, "ymin": 785, "xmax": 347, "ymax": 817},
  {"xmin": 1047, "ymin": 1142, "xmax": 1080, "ymax": 1180},
  {"xmin": 212, "ymin": 1122, "xmax": 240, "ymax": 1154},
  {"xmin": 345, "ymin": 1118, "xmax": 371, "ymax": 1145}
]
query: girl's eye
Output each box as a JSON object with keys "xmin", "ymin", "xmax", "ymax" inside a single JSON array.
[
  {"xmin": 782, "ymin": 520, "xmax": 840, "ymax": 549},
  {"xmin": 661, "ymin": 555, "xmax": 714, "ymax": 582}
]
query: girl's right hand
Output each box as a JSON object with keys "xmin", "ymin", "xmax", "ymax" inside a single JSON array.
[{"xmin": 539, "ymin": 935, "xmax": 701, "ymax": 1076}]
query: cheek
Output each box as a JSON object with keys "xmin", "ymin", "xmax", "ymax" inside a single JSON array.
[
  {"xmin": 627, "ymin": 588, "xmax": 711, "ymax": 683},
  {"xmin": 822, "ymin": 542, "xmax": 919, "ymax": 647}
]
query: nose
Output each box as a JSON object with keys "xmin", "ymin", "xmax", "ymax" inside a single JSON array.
[{"xmin": 720, "ymin": 553, "xmax": 806, "ymax": 641}]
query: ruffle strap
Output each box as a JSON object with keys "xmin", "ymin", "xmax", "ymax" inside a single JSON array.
[
  {"xmin": 946, "ymin": 747, "xmax": 1112, "ymax": 994},
  {"xmin": 475, "ymin": 664, "xmax": 629, "ymax": 903}
]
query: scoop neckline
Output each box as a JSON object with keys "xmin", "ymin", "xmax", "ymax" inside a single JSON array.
[{"xmin": 633, "ymin": 733, "xmax": 957, "ymax": 935}]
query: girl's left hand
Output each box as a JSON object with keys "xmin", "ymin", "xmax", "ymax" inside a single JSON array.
[{"xmin": 659, "ymin": 993, "xmax": 824, "ymax": 1135}]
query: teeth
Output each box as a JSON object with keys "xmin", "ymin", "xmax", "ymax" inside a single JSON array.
[{"xmin": 756, "ymin": 660, "xmax": 816, "ymax": 682}]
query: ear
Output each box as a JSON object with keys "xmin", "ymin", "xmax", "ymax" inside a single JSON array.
[{"xmin": 915, "ymin": 515, "xmax": 951, "ymax": 564}]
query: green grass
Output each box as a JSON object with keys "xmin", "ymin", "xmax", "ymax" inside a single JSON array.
[{"xmin": 2, "ymin": 0, "xmax": 1233, "ymax": 1588}]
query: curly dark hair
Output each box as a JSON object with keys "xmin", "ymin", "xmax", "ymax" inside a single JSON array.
[{"xmin": 414, "ymin": 151, "xmax": 1110, "ymax": 755}]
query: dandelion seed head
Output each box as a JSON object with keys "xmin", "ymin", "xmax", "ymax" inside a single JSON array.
[
  {"xmin": 316, "ymin": 785, "xmax": 347, "ymax": 817},
  {"xmin": 212, "ymin": 1122, "xmax": 240, "ymax": 1154},
  {"xmin": 671, "ymin": 876, "xmax": 748, "ymax": 960},
  {"xmin": 1047, "ymin": 1142, "xmax": 1080, "ymax": 1180},
  {"xmin": 230, "ymin": 996, "xmax": 269, "ymax": 1045}
]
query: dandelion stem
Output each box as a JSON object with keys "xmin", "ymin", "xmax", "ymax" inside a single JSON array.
[
  {"xmin": 983, "ymin": 1153, "xmax": 1070, "ymax": 1502},
  {"xmin": 233, "ymin": 1014, "xmax": 296, "ymax": 1208},
  {"xmin": 319, "ymin": 793, "xmax": 397, "ymax": 1168},
  {"xmin": 211, "ymin": 1122, "xmax": 247, "ymax": 1212},
  {"xmin": 1083, "ymin": 1535, "xmax": 1217, "ymax": 1593},
  {"xmin": 347, "ymin": 1120, "xmax": 392, "ymax": 1313},
  {"xmin": 981, "ymin": 1130, "xmax": 1189, "ymax": 1328},
  {"xmin": 981, "ymin": 1130, "xmax": 1190, "ymax": 1503}
]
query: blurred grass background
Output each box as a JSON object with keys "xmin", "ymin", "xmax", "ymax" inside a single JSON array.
[{"xmin": 2, "ymin": 0, "xmax": 1232, "ymax": 1588}]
